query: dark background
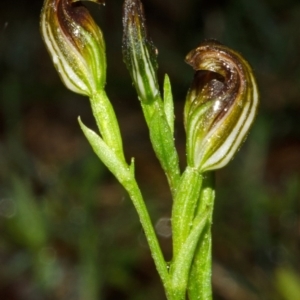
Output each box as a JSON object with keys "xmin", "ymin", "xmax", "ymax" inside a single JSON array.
[{"xmin": 0, "ymin": 0, "xmax": 300, "ymax": 299}]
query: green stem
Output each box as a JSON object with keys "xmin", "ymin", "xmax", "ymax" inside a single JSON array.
[
  {"xmin": 187, "ymin": 224, "xmax": 212, "ymax": 300},
  {"xmin": 121, "ymin": 177, "xmax": 174, "ymax": 299},
  {"xmin": 172, "ymin": 167, "xmax": 203, "ymax": 258},
  {"xmin": 188, "ymin": 172, "xmax": 215, "ymax": 300},
  {"xmin": 170, "ymin": 210, "xmax": 210, "ymax": 300},
  {"xmin": 90, "ymin": 90, "xmax": 125, "ymax": 162},
  {"xmin": 86, "ymin": 91, "xmax": 173, "ymax": 298},
  {"xmin": 140, "ymin": 99, "xmax": 180, "ymax": 194}
]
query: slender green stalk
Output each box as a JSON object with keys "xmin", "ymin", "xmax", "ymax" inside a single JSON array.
[
  {"xmin": 80, "ymin": 86, "xmax": 173, "ymax": 297},
  {"xmin": 188, "ymin": 173, "xmax": 215, "ymax": 299},
  {"xmin": 80, "ymin": 93, "xmax": 172, "ymax": 300},
  {"xmin": 90, "ymin": 90, "xmax": 125, "ymax": 162},
  {"xmin": 170, "ymin": 171, "xmax": 214, "ymax": 300},
  {"xmin": 140, "ymin": 99, "xmax": 181, "ymax": 194},
  {"xmin": 121, "ymin": 178, "xmax": 173, "ymax": 299},
  {"xmin": 170, "ymin": 210, "xmax": 210, "ymax": 300},
  {"xmin": 188, "ymin": 223, "xmax": 212, "ymax": 300},
  {"xmin": 171, "ymin": 167, "xmax": 203, "ymax": 258}
]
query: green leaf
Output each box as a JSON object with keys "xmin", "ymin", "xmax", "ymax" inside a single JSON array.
[
  {"xmin": 148, "ymin": 110, "xmax": 180, "ymax": 192},
  {"xmin": 163, "ymin": 74, "xmax": 175, "ymax": 135},
  {"xmin": 78, "ymin": 117, "xmax": 129, "ymax": 184}
]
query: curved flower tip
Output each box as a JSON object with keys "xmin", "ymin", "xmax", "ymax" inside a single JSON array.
[
  {"xmin": 122, "ymin": 0, "xmax": 159, "ymax": 102},
  {"xmin": 40, "ymin": 0, "xmax": 106, "ymax": 96},
  {"xmin": 184, "ymin": 40, "xmax": 259, "ymax": 172}
]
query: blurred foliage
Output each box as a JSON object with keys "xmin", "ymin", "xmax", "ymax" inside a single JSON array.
[{"xmin": 0, "ymin": 0, "xmax": 300, "ymax": 299}]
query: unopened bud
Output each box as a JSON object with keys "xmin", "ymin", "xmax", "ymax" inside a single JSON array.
[
  {"xmin": 184, "ymin": 40, "xmax": 259, "ymax": 172},
  {"xmin": 40, "ymin": 0, "xmax": 106, "ymax": 96},
  {"xmin": 122, "ymin": 0, "xmax": 159, "ymax": 102}
]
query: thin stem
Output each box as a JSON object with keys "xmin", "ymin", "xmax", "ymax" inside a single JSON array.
[
  {"xmin": 88, "ymin": 90, "xmax": 173, "ymax": 297},
  {"xmin": 90, "ymin": 90, "xmax": 125, "ymax": 162},
  {"xmin": 122, "ymin": 178, "xmax": 173, "ymax": 298}
]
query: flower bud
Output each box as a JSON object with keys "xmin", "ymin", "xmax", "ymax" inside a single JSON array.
[
  {"xmin": 184, "ymin": 40, "xmax": 259, "ymax": 172},
  {"xmin": 40, "ymin": 0, "xmax": 106, "ymax": 96},
  {"xmin": 122, "ymin": 0, "xmax": 160, "ymax": 102}
]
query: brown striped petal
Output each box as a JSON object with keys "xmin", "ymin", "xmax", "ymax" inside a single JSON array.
[
  {"xmin": 184, "ymin": 40, "xmax": 259, "ymax": 172},
  {"xmin": 40, "ymin": 0, "xmax": 106, "ymax": 96}
]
